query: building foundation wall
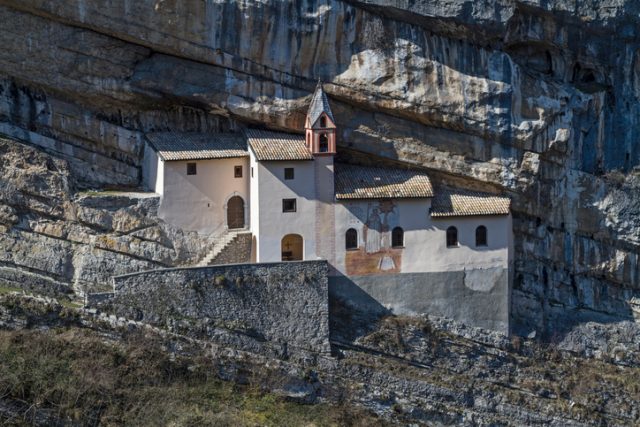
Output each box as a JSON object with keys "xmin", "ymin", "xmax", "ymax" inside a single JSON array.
[
  {"xmin": 330, "ymin": 267, "xmax": 510, "ymax": 334},
  {"xmin": 105, "ymin": 261, "xmax": 331, "ymax": 354}
]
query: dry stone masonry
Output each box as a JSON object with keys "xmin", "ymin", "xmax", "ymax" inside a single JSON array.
[{"xmin": 100, "ymin": 261, "xmax": 331, "ymax": 355}]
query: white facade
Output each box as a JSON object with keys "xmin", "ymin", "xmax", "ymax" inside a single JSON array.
[
  {"xmin": 249, "ymin": 151, "xmax": 260, "ymax": 261},
  {"xmin": 142, "ymin": 143, "xmax": 164, "ymax": 195},
  {"xmin": 249, "ymin": 151, "xmax": 318, "ymax": 262},
  {"xmin": 333, "ymin": 198, "xmax": 511, "ymax": 276},
  {"xmin": 154, "ymin": 155, "xmax": 249, "ymax": 235}
]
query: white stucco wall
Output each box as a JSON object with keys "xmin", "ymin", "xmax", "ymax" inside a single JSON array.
[
  {"xmin": 427, "ymin": 214, "xmax": 511, "ymax": 271},
  {"xmin": 249, "ymin": 151, "xmax": 260, "ymax": 260},
  {"xmin": 158, "ymin": 157, "xmax": 249, "ymax": 235},
  {"xmin": 333, "ymin": 198, "xmax": 511, "ymax": 275},
  {"xmin": 313, "ymin": 156, "xmax": 336, "ymax": 266},
  {"xmin": 142, "ymin": 143, "xmax": 163, "ymax": 195},
  {"xmin": 252, "ymin": 158, "xmax": 318, "ymax": 262}
]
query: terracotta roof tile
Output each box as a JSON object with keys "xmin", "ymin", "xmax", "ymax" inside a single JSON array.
[
  {"xmin": 246, "ymin": 129, "xmax": 313, "ymax": 161},
  {"xmin": 335, "ymin": 163, "xmax": 434, "ymax": 199},
  {"xmin": 430, "ymin": 190, "xmax": 511, "ymax": 217},
  {"xmin": 146, "ymin": 132, "xmax": 247, "ymax": 161}
]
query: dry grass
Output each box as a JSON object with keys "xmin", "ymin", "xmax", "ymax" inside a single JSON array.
[{"xmin": 0, "ymin": 329, "xmax": 386, "ymax": 426}]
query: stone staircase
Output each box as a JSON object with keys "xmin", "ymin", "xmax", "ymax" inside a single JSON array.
[{"xmin": 197, "ymin": 229, "xmax": 251, "ymax": 267}]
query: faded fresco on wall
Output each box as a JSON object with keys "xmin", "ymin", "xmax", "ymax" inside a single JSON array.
[{"xmin": 345, "ymin": 200, "xmax": 402, "ymax": 276}]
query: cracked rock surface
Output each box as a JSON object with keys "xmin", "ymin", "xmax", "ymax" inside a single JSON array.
[
  {"xmin": 0, "ymin": 137, "xmax": 208, "ymax": 295},
  {"xmin": 1, "ymin": 0, "xmax": 640, "ymax": 336}
]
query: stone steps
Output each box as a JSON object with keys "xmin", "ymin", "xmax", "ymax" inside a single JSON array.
[{"xmin": 197, "ymin": 230, "xmax": 247, "ymax": 266}]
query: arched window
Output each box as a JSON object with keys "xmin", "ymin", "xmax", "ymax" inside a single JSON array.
[
  {"xmin": 320, "ymin": 115, "xmax": 327, "ymax": 128},
  {"xmin": 319, "ymin": 134, "xmax": 329, "ymax": 152},
  {"xmin": 281, "ymin": 234, "xmax": 303, "ymax": 261},
  {"xmin": 391, "ymin": 227, "xmax": 404, "ymax": 248},
  {"xmin": 476, "ymin": 225, "xmax": 487, "ymax": 247},
  {"xmin": 345, "ymin": 228, "xmax": 358, "ymax": 250},
  {"xmin": 446, "ymin": 226, "xmax": 458, "ymax": 247}
]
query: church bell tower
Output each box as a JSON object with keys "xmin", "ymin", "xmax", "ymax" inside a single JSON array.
[
  {"xmin": 305, "ymin": 81, "xmax": 336, "ymax": 155},
  {"xmin": 306, "ymin": 80, "xmax": 336, "ymax": 269}
]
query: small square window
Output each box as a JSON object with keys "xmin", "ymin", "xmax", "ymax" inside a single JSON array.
[
  {"xmin": 282, "ymin": 198, "xmax": 296, "ymax": 213},
  {"xmin": 187, "ymin": 162, "xmax": 197, "ymax": 175},
  {"xmin": 284, "ymin": 168, "xmax": 294, "ymax": 180},
  {"xmin": 234, "ymin": 165, "xmax": 243, "ymax": 178}
]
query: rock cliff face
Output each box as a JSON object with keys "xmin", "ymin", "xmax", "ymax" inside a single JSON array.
[
  {"xmin": 0, "ymin": 137, "xmax": 209, "ymax": 295},
  {"xmin": 1, "ymin": 0, "xmax": 640, "ymax": 337}
]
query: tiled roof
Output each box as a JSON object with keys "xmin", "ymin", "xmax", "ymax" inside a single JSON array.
[
  {"xmin": 430, "ymin": 190, "xmax": 511, "ymax": 217},
  {"xmin": 146, "ymin": 132, "xmax": 247, "ymax": 161},
  {"xmin": 246, "ymin": 129, "xmax": 313, "ymax": 161},
  {"xmin": 307, "ymin": 81, "xmax": 334, "ymax": 127},
  {"xmin": 335, "ymin": 163, "xmax": 434, "ymax": 199}
]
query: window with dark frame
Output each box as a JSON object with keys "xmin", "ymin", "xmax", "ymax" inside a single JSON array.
[
  {"xmin": 234, "ymin": 165, "xmax": 243, "ymax": 178},
  {"xmin": 320, "ymin": 116, "xmax": 327, "ymax": 128},
  {"xmin": 392, "ymin": 227, "xmax": 404, "ymax": 248},
  {"xmin": 186, "ymin": 162, "xmax": 197, "ymax": 175},
  {"xmin": 476, "ymin": 225, "xmax": 488, "ymax": 247},
  {"xmin": 345, "ymin": 228, "xmax": 358, "ymax": 250},
  {"xmin": 446, "ymin": 226, "xmax": 458, "ymax": 247},
  {"xmin": 284, "ymin": 168, "xmax": 294, "ymax": 180},
  {"xmin": 282, "ymin": 198, "xmax": 297, "ymax": 213}
]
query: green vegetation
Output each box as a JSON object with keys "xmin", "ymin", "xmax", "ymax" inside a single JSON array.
[
  {"xmin": 0, "ymin": 329, "xmax": 384, "ymax": 426},
  {"xmin": 77, "ymin": 190, "xmax": 129, "ymax": 197},
  {"xmin": 0, "ymin": 283, "xmax": 82, "ymax": 309},
  {"xmin": 0, "ymin": 284, "xmax": 22, "ymax": 295}
]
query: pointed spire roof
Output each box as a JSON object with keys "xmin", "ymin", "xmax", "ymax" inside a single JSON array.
[{"xmin": 306, "ymin": 80, "xmax": 334, "ymax": 127}]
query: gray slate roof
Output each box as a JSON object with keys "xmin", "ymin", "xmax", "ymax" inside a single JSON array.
[
  {"xmin": 307, "ymin": 81, "xmax": 334, "ymax": 127},
  {"xmin": 146, "ymin": 132, "xmax": 248, "ymax": 161},
  {"xmin": 430, "ymin": 190, "xmax": 511, "ymax": 217},
  {"xmin": 246, "ymin": 129, "xmax": 313, "ymax": 161},
  {"xmin": 335, "ymin": 163, "xmax": 434, "ymax": 199}
]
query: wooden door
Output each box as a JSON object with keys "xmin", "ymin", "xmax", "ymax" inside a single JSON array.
[{"xmin": 227, "ymin": 196, "xmax": 244, "ymax": 229}]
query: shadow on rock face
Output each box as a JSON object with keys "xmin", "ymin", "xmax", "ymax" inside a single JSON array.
[{"xmin": 328, "ymin": 275, "xmax": 390, "ymax": 344}]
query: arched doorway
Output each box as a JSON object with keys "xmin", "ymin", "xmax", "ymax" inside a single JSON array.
[
  {"xmin": 227, "ymin": 196, "xmax": 245, "ymax": 229},
  {"xmin": 281, "ymin": 234, "xmax": 303, "ymax": 261}
]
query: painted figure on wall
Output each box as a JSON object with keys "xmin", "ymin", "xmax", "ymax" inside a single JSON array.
[
  {"xmin": 346, "ymin": 200, "xmax": 402, "ymax": 276},
  {"xmin": 365, "ymin": 207, "xmax": 382, "ymax": 253}
]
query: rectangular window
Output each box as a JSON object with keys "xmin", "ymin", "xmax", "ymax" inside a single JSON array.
[
  {"xmin": 234, "ymin": 165, "xmax": 243, "ymax": 178},
  {"xmin": 187, "ymin": 162, "xmax": 197, "ymax": 175},
  {"xmin": 251, "ymin": 167, "xmax": 254, "ymax": 178},
  {"xmin": 284, "ymin": 167, "xmax": 294, "ymax": 180},
  {"xmin": 282, "ymin": 198, "xmax": 297, "ymax": 213}
]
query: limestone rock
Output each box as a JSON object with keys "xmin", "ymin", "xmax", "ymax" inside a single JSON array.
[
  {"xmin": 0, "ymin": 137, "xmax": 210, "ymax": 296},
  {"xmin": 0, "ymin": 0, "xmax": 639, "ymax": 337}
]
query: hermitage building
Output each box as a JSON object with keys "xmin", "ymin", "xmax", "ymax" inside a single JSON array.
[{"xmin": 143, "ymin": 83, "xmax": 513, "ymax": 333}]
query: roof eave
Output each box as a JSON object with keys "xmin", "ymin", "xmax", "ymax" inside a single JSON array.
[
  {"xmin": 160, "ymin": 153, "xmax": 249, "ymax": 162},
  {"xmin": 257, "ymin": 157, "xmax": 314, "ymax": 162},
  {"xmin": 430, "ymin": 212, "xmax": 510, "ymax": 218},
  {"xmin": 336, "ymin": 194, "xmax": 434, "ymax": 200}
]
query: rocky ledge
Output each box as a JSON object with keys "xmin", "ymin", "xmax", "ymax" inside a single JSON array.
[
  {"xmin": 0, "ymin": 136, "xmax": 210, "ymax": 297},
  {"xmin": 1, "ymin": 292, "xmax": 639, "ymax": 426}
]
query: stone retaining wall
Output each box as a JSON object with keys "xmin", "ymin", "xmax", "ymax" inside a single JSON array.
[{"xmin": 104, "ymin": 261, "xmax": 330, "ymax": 354}]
